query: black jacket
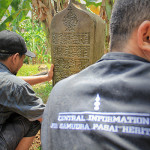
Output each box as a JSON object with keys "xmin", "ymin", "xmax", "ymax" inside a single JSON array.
[{"xmin": 42, "ymin": 52, "xmax": 150, "ymax": 150}]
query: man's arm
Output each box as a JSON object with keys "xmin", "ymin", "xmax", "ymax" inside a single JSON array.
[{"xmin": 20, "ymin": 64, "xmax": 54, "ymax": 85}]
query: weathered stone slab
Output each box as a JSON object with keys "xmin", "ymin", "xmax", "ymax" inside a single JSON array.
[{"xmin": 50, "ymin": 2, "xmax": 105, "ymax": 85}]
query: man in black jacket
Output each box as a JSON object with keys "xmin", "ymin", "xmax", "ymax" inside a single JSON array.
[{"xmin": 42, "ymin": 0, "xmax": 150, "ymax": 149}]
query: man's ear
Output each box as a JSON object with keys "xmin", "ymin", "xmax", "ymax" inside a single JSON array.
[
  {"xmin": 11, "ymin": 53, "xmax": 20, "ymax": 64},
  {"xmin": 137, "ymin": 21, "xmax": 150, "ymax": 51}
]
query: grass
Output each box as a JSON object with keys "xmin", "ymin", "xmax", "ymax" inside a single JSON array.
[
  {"xmin": 17, "ymin": 63, "xmax": 51, "ymax": 76},
  {"xmin": 17, "ymin": 63, "xmax": 53, "ymax": 104},
  {"xmin": 32, "ymin": 81, "xmax": 53, "ymax": 103}
]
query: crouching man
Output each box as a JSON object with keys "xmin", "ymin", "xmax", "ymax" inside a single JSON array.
[{"xmin": 0, "ymin": 30, "xmax": 53, "ymax": 150}]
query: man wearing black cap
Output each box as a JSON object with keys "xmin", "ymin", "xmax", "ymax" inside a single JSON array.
[
  {"xmin": 41, "ymin": 0, "xmax": 150, "ymax": 149},
  {"xmin": 0, "ymin": 30, "xmax": 53, "ymax": 150}
]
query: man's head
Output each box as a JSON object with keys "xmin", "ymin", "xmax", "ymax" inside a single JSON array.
[
  {"xmin": 110, "ymin": 0, "xmax": 150, "ymax": 60},
  {"xmin": 0, "ymin": 30, "xmax": 35, "ymax": 75}
]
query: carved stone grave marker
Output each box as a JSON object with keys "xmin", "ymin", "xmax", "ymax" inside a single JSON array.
[{"xmin": 50, "ymin": 2, "xmax": 105, "ymax": 85}]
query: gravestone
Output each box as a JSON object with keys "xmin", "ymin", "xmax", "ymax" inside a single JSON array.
[{"xmin": 50, "ymin": 2, "xmax": 105, "ymax": 85}]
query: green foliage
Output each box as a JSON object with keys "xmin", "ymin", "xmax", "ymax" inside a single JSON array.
[
  {"xmin": 105, "ymin": 0, "xmax": 113, "ymax": 20},
  {"xmin": 0, "ymin": 0, "xmax": 13, "ymax": 20},
  {"xmin": 82, "ymin": 0, "xmax": 102, "ymax": 7},
  {"xmin": 16, "ymin": 19, "xmax": 51, "ymax": 64},
  {"xmin": 17, "ymin": 0, "xmax": 31, "ymax": 22},
  {"xmin": 0, "ymin": 0, "xmax": 31, "ymax": 31},
  {"xmin": 37, "ymin": 146, "xmax": 42, "ymax": 150},
  {"xmin": 11, "ymin": 0, "xmax": 22, "ymax": 11},
  {"xmin": 0, "ymin": 0, "xmax": 51, "ymax": 64},
  {"xmin": 0, "ymin": 9, "xmax": 22, "ymax": 31}
]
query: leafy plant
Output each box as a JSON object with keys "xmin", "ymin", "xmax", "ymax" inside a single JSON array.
[
  {"xmin": 0, "ymin": 0, "xmax": 32, "ymax": 31},
  {"xmin": 16, "ymin": 18, "xmax": 51, "ymax": 64}
]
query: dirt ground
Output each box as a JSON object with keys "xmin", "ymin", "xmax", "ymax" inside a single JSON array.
[{"xmin": 29, "ymin": 131, "xmax": 41, "ymax": 150}]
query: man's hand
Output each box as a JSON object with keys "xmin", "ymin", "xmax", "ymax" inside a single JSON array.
[
  {"xmin": 47, "ymin": 64, "xmax": 54, "ymax": 81},
  {"xmin": 20, "ymin": 64, "xmax": 54, "ymax": 85}
]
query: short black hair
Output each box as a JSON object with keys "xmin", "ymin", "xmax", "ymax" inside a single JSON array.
[{"xmin": 110, "ymin": 0, "xmax": 150, "ymax": 51}]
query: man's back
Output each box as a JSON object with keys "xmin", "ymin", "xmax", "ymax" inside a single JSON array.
[{"xmin": 42, "ymin": 53, "xmax": 150, "ymax": 150}]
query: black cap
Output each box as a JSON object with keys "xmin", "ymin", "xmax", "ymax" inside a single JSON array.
[{"xmin": 0, "ymin": 30, "xmax": 36, "ymax": 57}]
